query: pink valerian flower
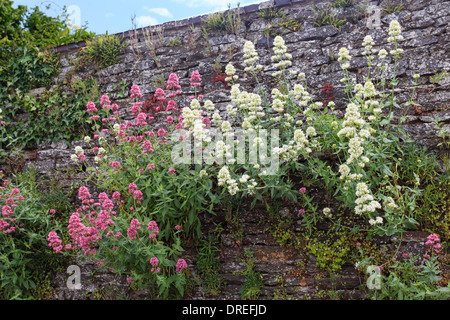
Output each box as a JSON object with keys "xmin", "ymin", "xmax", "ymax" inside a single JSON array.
[
  {"xmin": 98, "ymin": 192, "xmax": 109, "ymax": 203},
  {"xmin": 147, "ymin": 220, "xmax": 159, "ymax": 241},
  {"xmin": 2, "ymin": 205, "xmax": 14, "ymax": 216},
  {"xmin": 155, "ymin": 88, "xmax": 166, "ymax": 101},
  {"xmin": 190, "ymin": 71, "xmax": 202, "ymax": 87},
  {"xmin": 128, "ymin": 183, "xmax": 138, "ymax": 194},
  {"xmin": 110, "ymin": 161, "xmax": 121, "ymax": 171},
  {"xmin": 135, "ymin": 112, "xmax": 148, "ymax": 126},
  {"xmin": 127, "ymin": 218, "xmax": 141, "ymax": 240},
  {"xmin": 298, "ymin": 209, "xmax": 305, "ymax": 215},
  {"xmin": 126, "ymin": 276, "xmax": 133, "ymax": 284},
  {"xmin": 16, "ymin": 195, "xmax": 24, "ymax": 201},
  {"xmin": 11, "ymin": 188, "xmax": 20, "ymax": 195},
  {"xmin": 49, "ymin": 209, "xmax": 56, "ymax": 215},
  {"xmin": 78, "ymin": 186, "xmax": 91, "ymax": 201},
  {"xmin": 166, "ymin": 100, "xmax": 177, "ymax": 111},
  {"xmin": 86, "ymin": 101, "xmax": 98, "ymax": 113},
  {"xmin": 112, "ymin": 191, "xmax": 121, "ymax": 202},
  {"xmin": 164, "ymin": 116, "xmax": 174, "ymax": 124},
  {"xmin": 157, "ymin": 128, "xmax": 168, "ymax": 137},
  {"xmin": 5, "ymin": 197, "xmax": 14, "ymax": 205},
  {"xmin": 101, "ymin": 94, "xmax": 111, "ymax": 106},
  {"xmin": 111, "ymin": 104, "xmax": 119, "ymax": 111},
  {"xmin": 147, "ymin": 163, "xmax": 155, "ymax": 171},
  {"xmin": 176, "ymin": 258, "xmax": 188, "ymax": 273},
  {"xmin": 142, "ymin": 140, "xmax": 154, "ymax": 154},
  {"xmin": 133, "ymin": 190, "xmax": 143, "ymax": 201},
  {"xmin": 131, "ymin": 102, "xmax": 143, "ymax": 116},
  {"xmin": 102, "ymin": 199, "xmax": 114, "ymax": 211},
  {"xmin": 0, "ymin": 219, "xmax": 10, "ymax": 232},
  {"xmin": 130, "ymin": 85, "xmax": 143, "ymax": 98},
  {"xmin": 425, "ymin": 233, "xmax": 441, "ymax": 254},
  {"xmin": 175, "ymin": 225, "xmax": 181, "ymax": 231},
  {"xmin": 299, "ymin": 187, "xmax": 306, "ymax": 194},
  {"xmin": 150, "ymin": 257, "xmax": 159, "ymax": 267},
  {"xmin": 47, "ymin": 231, "xmax": 63, "ymax": 253},
  {"xmin": 78, "ymin": 154, "xmax": 86, "ymax": 162},
  {"xmin": 402, "ymin": 253, "xmax": 409, "ymax": 258},
  {"xmin": 166, "ymin": 73, "xmax": 181, "ymax": 91},
  {"xmin": 95, "ymin": 209, "xmax": 115, "ymax": 231},
  {"xmin": 169, "ymin": 168, "xmax": 176, "ymax": 174}
]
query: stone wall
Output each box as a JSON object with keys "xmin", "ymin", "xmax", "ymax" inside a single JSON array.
[{"xmin": 2, "ymin": 0, "xmax": 450, "ymax": 300}]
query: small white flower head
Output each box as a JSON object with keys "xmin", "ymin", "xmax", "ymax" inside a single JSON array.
[
  {"xmin": 74, "ymin": 146, "xmax": 84, "ymax": 155},
  {"xmin": 388, "ymin": 20, "xmax": 402, "ymax": 38},
  {"xmin": 84, "ymin": 136, "xmax": 91, "ymax": 144},
  {"xmin": 239, "ymin": 174, "xmax": 250, "ymax": 183},
  {"xmin": 323, "ymin": 207, "xmax": 332, "ymax": 218},
  {"xmin": 71, "ymin": 154, "xmax": 78, "ymax": 163},
  {"xmin": 338, "ymin": 47, "xmax": 351, "ymax": 62},
  {"xmin": 378, "ymin": 49, "xmax": 388, "ymax": 60},
  {"xmin": 413, "ymin": 74, "xmax": 420, "ymax": 80}
]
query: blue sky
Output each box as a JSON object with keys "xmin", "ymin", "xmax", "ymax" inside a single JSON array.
[{"xmin": 13, "ymin": 0, "xmax": 262, "ymax": 35}]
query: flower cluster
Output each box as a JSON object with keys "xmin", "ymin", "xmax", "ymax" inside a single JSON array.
[
  {"xmin": 243, "ymin": 41, "xmax": 263, "ymax": 74},
  {"xmin": 271, "ymin": 36, "xmax": 292, "ymax": 77},
  {"xmin": 47, "ymin": 231, "xmax": 63, "ymax": 253},
  {"xmin": 425, "ymin": 234, "xmax": 441, "ymax": 255}
]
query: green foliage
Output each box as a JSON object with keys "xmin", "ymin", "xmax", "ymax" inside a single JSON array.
[
  {"xmin": 311, "ymin": 5, "xmax": 346, "ymax": 29},
  {"xmin": 0, "ymin": 168, "xmax": 69, "ymax": 299},
  {"xmin": 329, "ymin": 0, "xmax": 359, "ymax": 8},
  {"xmin": 238, "ymin": 248, "xmax": 264, "ymax": 300},
  {"xmin": 370, "ymin": 256, "xmax": 450, "ymax": 300},
  {"xmin": 256, "ymin": 6, "xmax": 282, "ymax": 22},
  {"xmin": 203, "ymin": 4, "xmax": 241, "ymax": 35},
  {"xmin": 307, "ymin": 235, "xmax": 351, "ymax": 273},
  {"xmin": 196, "ymin": 234, "xmax": 223, "ymax": 295},
  {"xmin": 1, "ymin": 77, "xmax": 99, "ymax": 151},
  {"xmin": 81, "ymin": 34, "xmax": 127, "ymax": 69}
]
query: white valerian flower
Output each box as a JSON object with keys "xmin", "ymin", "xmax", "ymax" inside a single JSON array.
[
  {"xmin": 71, "ymin": 154, "xmax": 78, "ymax": 163},
  {"xmin": 74, "ymin": 146, "xmax": 84, "ymax": 155},
  {"xmin": 413, "ymin": 74, "xmax": 420, "ymax": 79},
  {"xmin": 225, "ymin": 63, "xmax": 238, "ymax": 82},
  {"xmin": 337, "ymin": 47, "xmax": 351, "ymax": 62},
  {"xmin": 204, "ymin": 100, "xmax": 215, "ymax": 112},
  {"xmin": 323, "ymin": 207, "xmax": 332, "ymax": 218},
  {"xmin": 98, "ymin": 147, "xmax": 106, "ymax": 154},
  {"xmin": 355, "ymin": 182, "xmax": 381, "ymax": 216},
  {"xmin": 211, "ymin": 111, "xmax": 222, "ymax": 126},
  {"xmin": 182, "ymin": 106, "xmax": 202, "ymax": 128},
  {"xmin": 362, "ymin": 35, "xmax": 375, "ymax": 54},
  {"xmin": 243, "ymin": 41, "xmax": 262, "ymax": 73},
  {"xmin": 378, "ymin": 48, "xmax": 388, "ymax": 60},
  {"xmin": 226, "ymin": 104, "xmax": 238, "ymax": 117},
  {"xmin": 388, "ymin": 20, "xmax": 402, "ymax": 40},
  {"xmin": 306, "ymin": 126, "xmax": 317, "ymax": 137},
  {"xmin": 199, "ymin": 169, "xmax": 208, "ymax": 177},
  {"xmin": 84, "ymin": 136, "xmax": 91, "ymax": 144},
  {"xmin": 271, "ymin": 36, "xmax": 292, "ymax": 75},
  {"xmin": 239, "ymin": 174, "xmax": 250, "ymax": 183},
  {"xmin": 218, "ymin": 166, "xmax": 231, "ymax": 186},
  {"xmin": 272, "ymin": 99, "xmax": 284, "ymax": 113},
  {"xmin": 339, "ymin": 164, "xmax": 350, "ymax": 180}
]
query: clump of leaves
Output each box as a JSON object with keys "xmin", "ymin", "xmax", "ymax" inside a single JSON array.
[
  {"xmin": 81, "ymin": 34, "xmax": 127, "ymax": 69},
  {"xmin": 311, "ymin": 5, "xmax": 346, "ymax": 29}
]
